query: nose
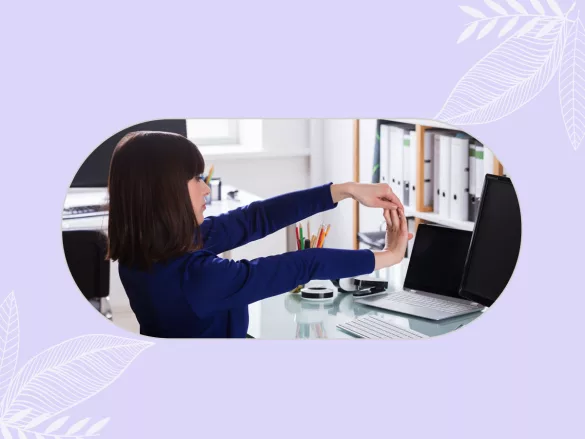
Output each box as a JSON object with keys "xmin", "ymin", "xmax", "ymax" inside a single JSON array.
[{"xmin": 204, "ymin": 181, "xmax": 211, "ymax": 196}]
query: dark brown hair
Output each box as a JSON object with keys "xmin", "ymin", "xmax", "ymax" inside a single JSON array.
[{"xmin": 106, "ymin": 131, "xmax": 205, "ymax": 270}]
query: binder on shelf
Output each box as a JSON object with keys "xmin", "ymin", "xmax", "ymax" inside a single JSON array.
[
  {"xmin": 379, "ymin": 124, "xmax": 390, "ymax": 185},
  {"xmin": 423, "ymin": 130, "xmax": 433, "ymax": 207},
  {"xmin": 433, "ymin": 132, "xmax": 441, "ymax": 213},
  {"xmin": 474, "ymin": 143, "xmax": 485, "ymax": 221},
  {"xmin": 449, "ymin": 136, "xmax": 470, "ymax": 221},
  {"xmin": 389, "ymin": 126, "xmax": 405, "ymax": 203},
  {"xmin": 407, "ymin": 130, "xmax": 416, "ymax": 209},
  {"xmin": 469, "ymin": 143, "xmax": 477, "ymax": 221},
  {"xmin": 403, "ymin": 131, "xmax": 412, "ymax": 207},
  {"xmin": 438, "ymin": 134, "xmax": 452, "ymax": 217}
]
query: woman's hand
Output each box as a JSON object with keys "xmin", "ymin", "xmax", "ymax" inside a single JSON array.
[
  {"xmin": 330, "ymin": 182, "xmax": 404, "ymax": 211},
  {"xmin": 373, "ymin": 208, "xmax": 413, "ymax": 270}
]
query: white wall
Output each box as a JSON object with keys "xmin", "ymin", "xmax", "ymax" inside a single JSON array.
[
  {"xmin": 203, "ymin": 119, "xmax": 311, "ymax": 199},
  {"xmin": 321, "ymin": 119, "xmax": 355, "ymax": 250}
]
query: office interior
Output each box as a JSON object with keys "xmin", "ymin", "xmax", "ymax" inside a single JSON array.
[{"xmin": 62, "ymin": 118, "xmax": 521, "ymax": 339}]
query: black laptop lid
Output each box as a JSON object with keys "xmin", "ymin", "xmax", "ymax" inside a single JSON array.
[
  {"xmin": 459, "ymin": 174, "xmax": 521, "ymax": 307},
  {"xmin": 404, "ymin": 224, "xmax": 472, "ymax": 298}
]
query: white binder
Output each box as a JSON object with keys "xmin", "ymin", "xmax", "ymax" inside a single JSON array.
[
  {"xmin": 475, "ymin": 143, "xmax": 485, "ymax": 197},
  {"xmin": 406, "ymin": 130, "xmax": 416, "ymax": 208},
  {"xmin": 379, "ymin": 125, "xmax": 390, "ymax": 185},
  {"xmin": 389, "ymin": 126, "xmax": 405, "ymax": 202},
  {"xmin": 424, "ymin": 131, "xmax": 433, "ymax": 207},
  {"xmin": 449, "ymin": 136, "xmax": 470, "ymax": 221},
  {"xmin": 469, "ymin": 144, "xmax": 476, "ymax": 220},
  {"xmin": 484, "ymin": 147, "xmax": 495, "ymax": 177},
  {"xmin": 438, "ymin": 134, "xmax": 452, "ymax": 216},
  {"xmin": 433, "ymin": 133, "xmax": 442, "ymax": 213}
]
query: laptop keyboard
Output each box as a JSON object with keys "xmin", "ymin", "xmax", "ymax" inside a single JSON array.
[
  {"xmin": 63, "ymin": 205, "xmax": 107, "ymax": 219},
  {"xmin": 383, "ymin": 291, "xmax": 477, "ymax": 314},
  {"xmin": 337, "ymin": 314, "xmax": 427, "ymax": 339}
]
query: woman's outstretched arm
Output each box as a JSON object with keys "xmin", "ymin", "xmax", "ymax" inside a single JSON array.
[{"xmin": 201, "ymin": 182, "xmax": 402, "ymax": 255}]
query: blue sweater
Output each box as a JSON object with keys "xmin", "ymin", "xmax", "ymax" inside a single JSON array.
[{"xmin": 119, "ymin": 183, "xmax": 375, "ymax": 338}]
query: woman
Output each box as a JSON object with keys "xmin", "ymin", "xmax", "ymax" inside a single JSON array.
[{"xmin": 107, "ymin": 131, "xmax": 412, "ymax": 338}]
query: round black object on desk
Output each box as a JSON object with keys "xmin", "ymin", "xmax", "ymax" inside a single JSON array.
[{"xmin": 301, "ymin": 286, "xmax": 334, "ymax": 300}]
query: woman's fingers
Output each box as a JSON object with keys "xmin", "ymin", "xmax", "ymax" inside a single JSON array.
[
  {"xmin": 399, "ymin": 209, "xmax": 408, "ymax": 236},
  {"xmin": 390, "ymin": 208, "xmax": 399, "ymax": 231}
]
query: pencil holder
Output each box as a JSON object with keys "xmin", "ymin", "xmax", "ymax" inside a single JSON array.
[{"xmin": 203, "ymin": 177, "xmax": 222, "ymax": 205}]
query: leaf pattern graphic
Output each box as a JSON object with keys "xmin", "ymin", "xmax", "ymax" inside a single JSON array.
[
  {"xmin": 485, "ymin": 0, "xmax": 508, "ymax": 15},
  {"xmin": 517, "ymin": 17, "xmax": 541, "ymax": 36},
  {"xmin": 536, "ymin": 18, "xmax": 561, "ymax": 37},
  {"xmin": 506, "ymin": 0, "xmax": 528, "ymax": 14},
  {"xmin": 546, "ymin": 0, "xmax": 564, "ymax": 17},
  {"xmin": 436, "ymin": 19, "xmax": 565, "ymax": 124},
  {"xmin": 461, "ymin": 5, "xmax": 487, "ymax": 19},
  {"xmin": 559, "ymin": 18, "xmax": 585, "ymax": 150},
  {"xmin": 0, "ymin": 293, "xmax": 19, "ymax": 409},
  {"xmin": 478, "ymin": 17, "xmax": 500, "ymax": 39},
  {"xmin": 530, "ymin": 0, "xmax": 545, "ymax": 15},
  {"xmin": 499, "ymin": 16, "xmax": 520, "ymax": 37},
  {"xmin": 1, "ymin": 335, "xmax": 153, "ymax": 427},
  {"xmin": 84, "ymin": 418, "xmax": 109, "ymax": 436},
  {"xmin": 458, "ymin": 21, "xmax": 480, "ymax": 43}
]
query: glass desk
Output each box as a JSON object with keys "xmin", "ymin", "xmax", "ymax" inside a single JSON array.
[{"xmin": 247, "ymin": 259, "xmax": 484, "ymax": 339}]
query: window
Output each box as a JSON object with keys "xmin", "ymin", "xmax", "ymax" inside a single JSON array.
[{"xmin": 186, "ymin": 119, "xmax": 239, "ymax": 146}]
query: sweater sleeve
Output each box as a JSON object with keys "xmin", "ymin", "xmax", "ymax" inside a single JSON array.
[
  {"xmin": 201, "ymin": 183, "xmax": 338, "ymax": 255},
  {"xmin": 182, "ymin": 248, "xmax": 375, "ymax": 316}
]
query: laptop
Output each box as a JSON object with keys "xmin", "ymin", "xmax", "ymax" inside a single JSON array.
[
  {"xmin": 458, "ymin": 174, "xmax": 521, "ymax": 307},
  {"xmin": 355, "ymin": 224, "xmax": 485, "ymax": 320}
]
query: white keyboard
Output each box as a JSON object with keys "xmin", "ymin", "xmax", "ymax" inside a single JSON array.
[
  {"xmin": 384, "ymin": 291, "xmax": 477, "ymax": 314},
  {"xmin": 337, "ymin": 314, "xmax": 428, "ymax": 340}
]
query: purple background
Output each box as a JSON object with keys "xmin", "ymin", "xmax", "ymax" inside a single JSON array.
[{"xmin": 1, "ymin": 0, "xmax": 583, "ymax": 437}]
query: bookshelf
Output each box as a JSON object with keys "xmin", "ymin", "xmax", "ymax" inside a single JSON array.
[{"xmin": 352, "ymin": 119, "xmax": 504, "ymax": 249}]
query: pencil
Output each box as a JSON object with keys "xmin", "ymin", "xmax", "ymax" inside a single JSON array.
[
  {"xmin": 319, "ymin": 224, "xmax": 331, "ymax": 248},
  {"xmin": 299, "ymin": 224, "xmax": 304, "ymax": 250},
  {"xmin": 295, "ymin": 224, "xmax": 300, "ymax": 250},
  {"xmin": 205, "ymin": 165, "xmax": 214, "ymax": 184},
  {"xmin": 316, "ymin": 224, "xmax": 325, "ymax": 248}
]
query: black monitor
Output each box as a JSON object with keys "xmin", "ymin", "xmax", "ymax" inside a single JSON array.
[
  {"xmin": 70, "ymin": 119, "xmax": 188, "ymax": 188},
  {"xmin": 459, "ymin": 174, "xmax": 522, "ymax": 307},
  {"xmin": 404, "ymin": 224, "xmax": 472, "ymax": 299}
]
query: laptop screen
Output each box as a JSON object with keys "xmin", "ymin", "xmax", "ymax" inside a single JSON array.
[
  {"xmin": 459, "ymin": 175, "xmax": 522, "ymax": 307},
  {"xmin": 404, "ymin": 225, "xmax": 472, "ymax": 298}
]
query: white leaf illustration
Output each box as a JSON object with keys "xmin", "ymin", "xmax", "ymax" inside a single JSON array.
[
  {"xmin": 499, "ymin": 16, "xmax": 520, "ymax": 37},
  {"xmin": 33, "ymin": 434, "xmax": 43, "ymax": 439},
  {"xmin": 506, "ymin": 0, "xmax": 528, "ymax": 14},
  {"xmin": 530, "ymin": 0, "xmax": 545, "ymax": 14},
  {"xmin": 517, "ymin": 17, "xmax": 541, "ymax": 36},
  {"xmin": 0, "ymin": 293, "xmax": 19, "ymax": 408},
  {"xmin": 65, "ymin": 418, "xmax": 90, "ymax": 435},
  {"xmin": 23, "ymin": 414, "xmax": 51, "ymax": 430},
  {"xmin": 567, "ymin": 2, "xmax": 576, "ymax": 16},
  {"xmin": 7, "ymin": 409, "xmax": 32, "ymax": 425},
  {"xmin": 536, "ymin": 18, "xmax": 561, "ymax": 37},
  {"xmin": 1, "ymin": 335, "xmax": 153, "ymax": 427},
  {"xmin": 1, "ymin": 425, "xmax": 12, "ymax": 439},
  {"xmin": 84, "ymin": 418, "xmax": 109, "ymax": 436},
  {"xmin": 478, "ymin": 17, "xmax": 499, "ymax": 39},
  {"xmin": 436, "ymin": 19, "xmax": 565, "ymax": 124},
  {"xmin": 485, "ymin": 0, "xmax": 508, "ymax": 15},
  {"xmin": 460, "ymin": 5, "xmax": 487, "ymax": 19},
  {"xmin": 43, "ymin": 416, "xmax": 68, "ymax": 435},
  {"xmin": 17, "ymin": 430, "xmax": 25, "ymax": 439},
  {"xmin": 458, "ymin": 21, "xmax": 479, "ymax": 43},
  {"xmin": 559, "ymin": 18, "xmax": 585, "ymax": 150},
  {"xmin": 546, "ymin": 0, "xmax": 564, "ymax": 17}
]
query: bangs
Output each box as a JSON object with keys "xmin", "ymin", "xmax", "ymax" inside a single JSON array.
[{"xmin": 183, "ymin": 139, "xmax": 205, "ymax": 178}]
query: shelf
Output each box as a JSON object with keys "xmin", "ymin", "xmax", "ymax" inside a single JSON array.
[{"xmin": 404, "ymin": 207, "xmax": 475, "ymax": 231}]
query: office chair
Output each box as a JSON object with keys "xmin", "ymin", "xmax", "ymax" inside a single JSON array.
[{"xmin": 62, "ymin": 230, "xmax": 112, "ymax": 320}]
